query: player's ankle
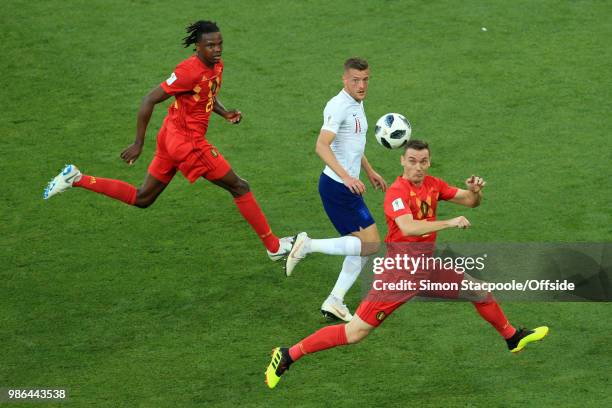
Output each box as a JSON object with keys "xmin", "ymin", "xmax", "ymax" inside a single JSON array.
[{"xmin": 303, "ymin": 237, "xmax": 312, "ymax": 254}]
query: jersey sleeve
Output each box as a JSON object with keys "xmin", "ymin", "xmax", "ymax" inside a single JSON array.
[
  {"xmin": 321, "ymin": 100, "xmax": 348, "ymax": 134},
  {"xmin": 437, "ymin": 178, "xmax": 459, "ymax": 201},
  {"xmin": 160, "ymin": 62, "xmax": 198, "ymax": 95},
  {"xmin": 384, "ymin": 186, "xmax": 413, "ymax": 219}
]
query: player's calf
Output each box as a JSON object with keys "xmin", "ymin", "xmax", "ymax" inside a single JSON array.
[{"xmin": 214, "ymin": 171, "xmax": 283, "ymax": 254}]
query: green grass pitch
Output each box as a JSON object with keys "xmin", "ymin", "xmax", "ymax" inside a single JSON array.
[{"xmin": 2, "ymin": 0, "xmax": 611, "ymax": 406}]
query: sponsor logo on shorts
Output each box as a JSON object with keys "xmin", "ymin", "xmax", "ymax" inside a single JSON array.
[
  {"xmin": 211, "ymin": 149, "xmax": 218, "ymax": 158},
  {"xmin": 376, "ymin": 311, "xmax": 386, "ymax": 321}
]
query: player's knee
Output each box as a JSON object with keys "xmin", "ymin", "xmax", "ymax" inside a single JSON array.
[
  {"xmin": 359, "ymin": 237, "xmax": 381, "ymax": 256},
  {"xmin": 134, "ymin": 199, "xmax": 154, "ymax": 208},
  {"xmin": 232, "ymin": 178, "xmax": 250, "ymax": 197},
  {"xmin": 475, "ymin": 290, "xmax": 493, "ymax": 302},
  {"xmin": 347, "ymin": 328, "xmax": 370, "ymax": 344},
  {"xmin": 463, "ymin": 289, "xmax": 491, "ymax": 303},
  {"xmin": 361, "ymin": 241, "xmax": 381, "ymax": 256},
  {"xmin": 134, "ymin": 191, "xmax": 156, "ymax": 208},
  {"xmin": 346, "ymin": 324, "xmax": 372, "ymax": 344}
]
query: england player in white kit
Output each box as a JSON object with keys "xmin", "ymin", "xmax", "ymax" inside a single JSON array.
[{"xmin": 286, "ymin": 58, "xmax": 387, "ymax": 321}]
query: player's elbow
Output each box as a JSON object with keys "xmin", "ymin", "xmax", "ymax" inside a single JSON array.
[
  {"xmin": 138, "ymin": 96, "xmax": 156, "ymax": 116},
  {"xmin": 467, "ymin": 200, "xmax": 480, "ymax": 208},
  {"xmin": 141, "ymin": 94, "xmax": 156, "ymax": 108},
  {"xmin": 400, "ymin": 230, "xmax": 417, "ymax": 237},
  {"xmin": 398, "ymin": 224, "xmax": 419, "ymax": 237},
  {"xmin": 314, "ymin": 140, "xmax": 325, "ymax": 156}
]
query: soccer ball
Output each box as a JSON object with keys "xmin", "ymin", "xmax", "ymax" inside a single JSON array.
[{"xmin": 374, "ymin": 113, "xmax": 412, "ymax": 149}]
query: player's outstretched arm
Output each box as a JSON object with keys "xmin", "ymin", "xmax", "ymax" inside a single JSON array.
[
  {"xmin": 395, "ymin": 213, "xmax": 471, "ymax": 236},
  {"xmin": 120, "ymin": 86, "xmax": 171, "ymax": 165},
  {"xmin": 449, "ymin": 175, "xmax": 486, "ymax": 208},
  {"xmin": 315, "ymin": 130, "xmax": 365, "ymax": 195},
  {"xmin": 361, "ymin": 155, "xmax": 387, "ymax": 192},
  {"xmin": 213, "ymin": 98, "xmax": 242, "ymax": 123}
]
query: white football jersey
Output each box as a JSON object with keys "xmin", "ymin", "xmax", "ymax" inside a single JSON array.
[{"xmin": 321, "ymin": 89, "xmax": 368, "ymax": 183}]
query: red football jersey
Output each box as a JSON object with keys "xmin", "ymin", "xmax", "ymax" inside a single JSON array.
[
  {"xmin": 384, "ymin": 175, "xmax": 458, "ymax": 243},
  {"xmin": 160, "ymin": 55, "xmax": 224, "ymax": 138}
]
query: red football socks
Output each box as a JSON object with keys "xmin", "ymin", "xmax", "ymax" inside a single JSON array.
[
  {"xmin": 473, "ymin": 299, "xmax": 516, "ymax": 339},
  {"xmin": 288, "ymin": 324, "xmax": 348, "ymax": 362},
  {"xmin": 73, "ymin": 175, "xmax": 137, "ymax": 205},
  {"xmin": 233, "ymin": 192, "xmax": 280, "ymax": 252}
]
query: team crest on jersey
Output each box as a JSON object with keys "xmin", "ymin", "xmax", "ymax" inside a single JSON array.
[
  {"xmin": 376, "ymin": 311, "xmax": 386, "ymax": 321},
  {"xmin": 211, "ymin": 149, "xmax": 219, "ymax": 158},
  {"xmin": 354, "ymin": 117, "xmax": 362, "ymax": 133},
  {"xmin": 166, "ymin": 72, "xmax": 177, "ymax": 85},
  {"xmin": 420, "ymin": 201, "xmax": 430, "ymax": 218}
]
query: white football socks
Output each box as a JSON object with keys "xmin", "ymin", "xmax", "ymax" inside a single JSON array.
[
  {"xmin": 331, "ymin": 255, "xmax": 369, "ymax": 300},
  {"xmin": 306, "ymin": 236, "xmax": 361, "ymax": 256}
]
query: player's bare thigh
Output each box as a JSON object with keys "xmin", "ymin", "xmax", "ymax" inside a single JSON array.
[{"xmin": 351, "ymin": 224, "xmax": 381, "ymax": 256}]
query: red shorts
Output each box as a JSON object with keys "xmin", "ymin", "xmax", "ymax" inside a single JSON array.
[
  {"xmin": 148, "ymin": 124, "xmax": 231, "ymax": 184},
  {"xmin": 356, "ymin": 260, "xmax": 465, "ymax": 327}
]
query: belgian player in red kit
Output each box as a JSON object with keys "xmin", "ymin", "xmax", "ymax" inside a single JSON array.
[
  {"xmin": 43, "ymin": 21, "xmax": 292, "ymax": 260},
  {"xmin": 265, "ymin": 140, "xmax": 549, "ymax": 389}
]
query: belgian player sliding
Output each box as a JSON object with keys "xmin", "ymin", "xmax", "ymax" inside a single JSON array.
[
  {"xmin": 43, "ymin": 21, "xmax": 293, "ymax": 260},
  {"xmin": 266, "ymin": 140, "xmax": 549, "ymax": 389}
]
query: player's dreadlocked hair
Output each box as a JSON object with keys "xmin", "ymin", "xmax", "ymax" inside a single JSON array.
[{"xmin": 182, "ymin": 20, "xmax": 220, "ymax": 49}]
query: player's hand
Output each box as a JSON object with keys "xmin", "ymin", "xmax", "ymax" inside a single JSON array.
[
  {"xmin": 367, "ymin": 170, "xmax": 387, "ymax": 192},
  {"xmin": 448, "ymin": 216, "xmax": 471, "ymax": 229},
  {"xmin": 465, "ymin": 175, "xmax": 486, "ymax": 192},
  {"xmin": 224, "ymin": 109, "xmax": 242, "ymax": 124},
  {"xmin": 342, "ymin": 175, "xmax": 366, "ymax": 195},
  {"xmin": 120, "ymin": 143, "xmax": 143, "ymax": 166}
]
